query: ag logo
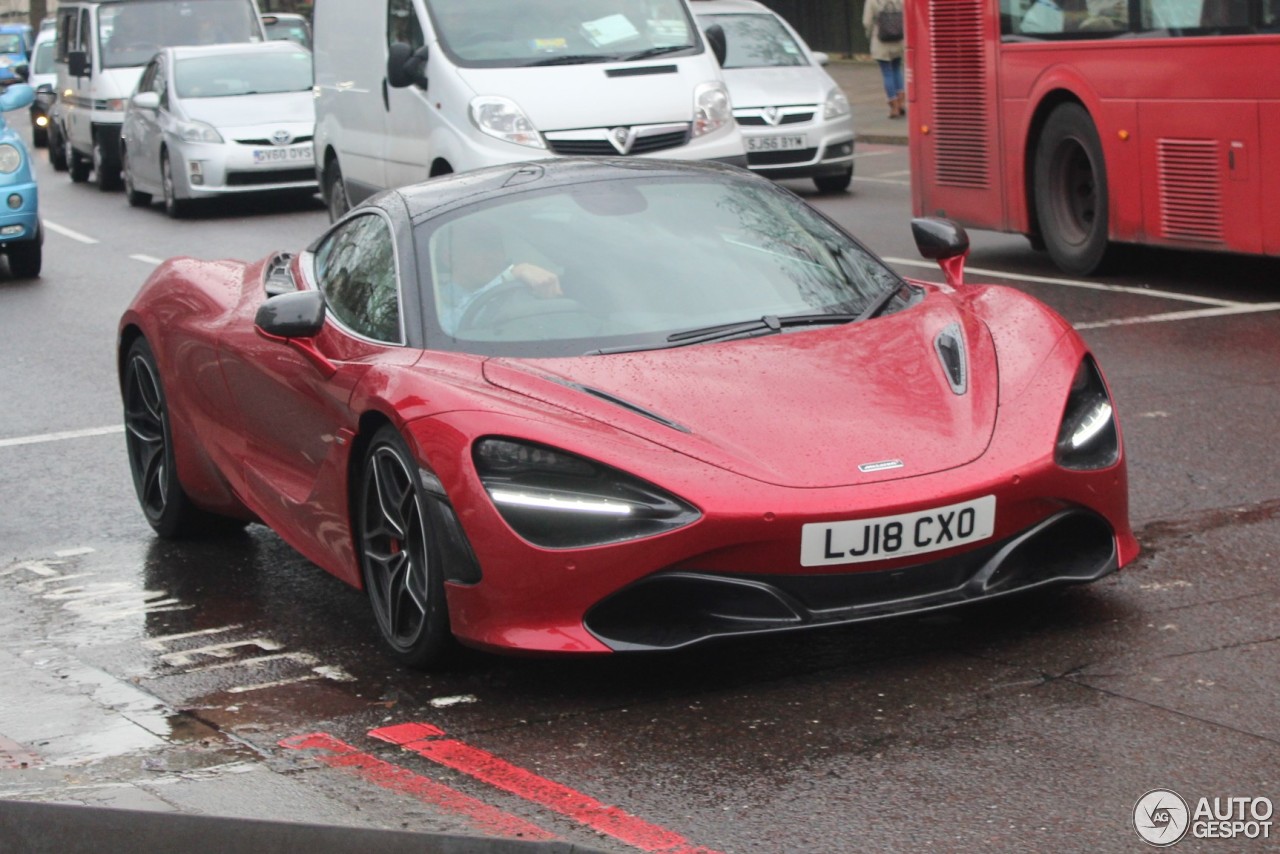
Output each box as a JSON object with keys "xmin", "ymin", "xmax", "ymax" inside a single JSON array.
[{"xmin": 1134, "ymin": 789, "xmax": 1190, "ymax": 847}]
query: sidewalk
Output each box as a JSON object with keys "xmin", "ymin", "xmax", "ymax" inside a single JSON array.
[{"xmin": 823, "ymin": 58, "xmax": 910, "ymax": 146}]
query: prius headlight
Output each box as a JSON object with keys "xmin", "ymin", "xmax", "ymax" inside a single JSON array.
[
  {"xmin": 474, "ymin": 438, "xmax": 700, "ymax": 549},
  {"xmin": 176, "ymin": 119, "xmax": 223, "ymax": 144},
  {"xmin": 1055, "ymin": 356, "xmax": 1119, "ymax": 470}
]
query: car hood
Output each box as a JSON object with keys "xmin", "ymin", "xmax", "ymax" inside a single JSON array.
[
  {"xmin": 721, "ymin": 65, "xmax": 833, "ymax": 108},
  {"xmin": 180, "ymin": 91, "xmax": 314, "ymax": 130},
  {"xmin": 454, "ymin": 60, "xmax": 712, "ymax": 130},
  {"xmin": 482, "ymin": 296, "xmax": 1000, "ymax": 488}
]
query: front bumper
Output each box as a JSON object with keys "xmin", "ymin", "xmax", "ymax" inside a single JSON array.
[
  {"xmin": 170, "ymin": 138, "xmax": 318, "ymax": 199},
  {"xmin": 0, "ymin": 180, "xmax": 39, "ymax": 244},
  {"xmin": 736, "ymin": 108, "xmax": 856, "ymax": 180}
]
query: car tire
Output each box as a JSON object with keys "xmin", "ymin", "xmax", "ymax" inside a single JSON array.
[
  {"xmin": 122, "ymin": 146, "xmax": 152, "ymax": 208},
  {"xmin": 161, "ymin": 151, "xmax": 190, "ymax": 219},
  {"xmin": 67, "ymin": 138, "xmax": 91, "ymax": 183},
  {"xmin": 122, "ymin": 337, "xmax": 238, "ymax": 538},
  {"xmin": 814, "ymin": 168, "xmax": 853, "ymax": 194},
  {"xmin": 48, "ymin": 122, "xmax": 67, "ymax": 171},
  {"xmin": 357, "ymin": 425, "xmax": 453, "ymax": 669},
  {"xmin": 94, "ymin": 135, "xmax": 123, "ymax": 191},
  {"xmin": 6, "ymin": 228, "xmax": 42, "ymax": 279},
  {"xmin": 1033, "ymin": 103, "xmax": 1113, "ymax": 276},
  {"xmin": 32, "ymin": 126, "xmax": 47, "ymax": 149},
  {"xmin": 324, "ymin": 158, "xmax": 349, "ymax": 223}
]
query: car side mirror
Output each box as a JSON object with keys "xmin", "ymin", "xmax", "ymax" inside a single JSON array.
[
  {"xmin": 131, "ymin": 90, "xmax": 160, "ymax": 110},
  {"xmin": 255, "ymin": 290, "xmax": 326, "ymax": 339},
  {"xmin": 811, "ymin": 51, "xmax": 830, "ymax": 66},
  {"xmin": 911, "ymin": 217, "xmax": 970, "ymax": 288},
  {"xmin": 0, "ymin": 83, "xmax": 34, "ymax": 111},
  {"xmin": 387, "ymin": 41, "xmax": 427, "ymax": 89},
  {"xmin": 704, "ymin": 24, "xmax": 727, "ymax": 67},
  {"xmin": 68, "ymin": 50, "xmax": 90, "ymax": 78},
  {"xmin": 6, "ymin": 63, "xmax": 28, "ymax": 83}
]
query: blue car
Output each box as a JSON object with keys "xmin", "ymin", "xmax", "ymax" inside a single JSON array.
[
  {"xmin": 0, "ymin": 24, "xmax": 31, "ymax": 86},
  {"xmin": 0, "ymin": 82, "xmax": 41, "ymax": 278}
]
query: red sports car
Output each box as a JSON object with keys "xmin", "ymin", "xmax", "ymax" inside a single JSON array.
[{"xmin": 118, "ymin": 159, "xmax": 1138, "ymax": 667}]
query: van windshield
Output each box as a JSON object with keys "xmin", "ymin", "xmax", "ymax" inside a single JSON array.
[
  {"xmin": 99, "ymin": 0, "xmax": 262, "ymax": 69},
  {"xmin": 426, "ymin": 0, "xmax": 701, "ymax": 67}
]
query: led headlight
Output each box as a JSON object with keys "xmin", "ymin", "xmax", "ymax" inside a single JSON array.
[
  {"xmin": 693, "ymin": 81, "xmax": 732, "ymax": 137},
  {"xmin": 1055, "ymin": 356, "xmax": 1119, "ymax": 470},
  {"xmin": 469, "ymin": 96, "xmax": 546, "ymax": 149},
  {"xmin": 823, "ymin": 86, "xmax": 851, "ymax": 120},
  {"xmin": 474, "ymin": 438, "xmax": 700, "ymax": 549},
  {"xmin": 0, "ymin": 143, "xmax": 22, "ymax": 174},
  {"xmin": 177, "ymin": 120, "xmax": 223, "ymax": 143}
]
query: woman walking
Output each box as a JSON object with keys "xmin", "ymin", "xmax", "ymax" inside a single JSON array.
[{"xmin": 863, "ymin": 0, "xmax": 906, "ymax": 118}]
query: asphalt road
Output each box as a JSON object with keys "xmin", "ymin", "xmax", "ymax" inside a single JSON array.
[{"xmin": 2, "ymin": 139, "xmax": 1278, "ymax": 853}]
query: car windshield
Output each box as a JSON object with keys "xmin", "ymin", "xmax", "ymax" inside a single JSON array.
[
  {"xmin": 419, "ymin": 174, "xmax": 912, "ymax": 357},
  {"xmin": 426, "ymin": 0, "xmax": 700, "ymax": 67},
  {"xmin": 32, "ymin": 41, "xmax": 54, "ymax": 74},
  {"xmin": 0, "ymin": 34, "xmax": 24, "ymax": 54},
  {"xmin": 174, "ymin": 49, "xmax": 312, "ymax": 98},
  {"xmin": 99, "ymin": 0, "xmax": 262, "ymax": 69},
  {"xmin": 697, "ymin": 13, "xmax": 808, "ymax": 68}
]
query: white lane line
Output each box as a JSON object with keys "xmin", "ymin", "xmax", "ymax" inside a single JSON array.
[
  {"xmin": 1075, "ymin": 302, "xmax": 1280, "ymax": 330},
  {"xmin": 883, "ymin": 257, "xmax": 1242, "ymax": 307},
  {"xmin": 880, "ymin": 169, "xmax": 912, "ymax": 178},
  {"xmin": 0, "ymin": 425, "xmax": 124, "ymax": 449},
  {"xmin": 853, "ymin": 176, "xmax": 911, "ymax": 186},
  {"xmin": 42, "ymin": 220, "xmax": 99, "ymax": 245},
  {"xmin": 130, "ymin": 254, "xmax": 165, "ymax": 265},
  {"xmin": 852, "ymin": 149, "xmax": 898, "ymax": 159}
]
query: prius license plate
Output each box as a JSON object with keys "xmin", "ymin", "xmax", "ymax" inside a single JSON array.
[
  {"xmin": 252, "ymin": 144, "xmax": 313, "ymax": 165},
  {"xmin": 800, "ymin": 496, "xmax": 997, "ymax": 567}
]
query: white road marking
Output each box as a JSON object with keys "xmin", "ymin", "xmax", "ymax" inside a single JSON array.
[
  {"xmin": 851, "ymin": 149, "xmax": 898, "ymax": 159},
  {"xmin": 879, "ymin": 169, "xmax": 912, "ymax": 178},
  {"xmin": 42, "ymin": 220, "xmax": 99, "ymax": 245},
  {"xmin": 130, "ymin": 254, "xmax": 165, "ymax": 265},
  {"xmin": 883, "ymin": 257, "xmax": 1242, "ymax": 307},
  {"xmin": 54, "ymin": 547, "xmax": 96, "ymax": 558},
  {"xmin": 0, "ymin": 425, "xmax": 124, "ymax": 449},
  {"xmin": 853, "ymin": 176, "xmax": 911, "ymax": 186},
  {"xmin": 1075, "ymin": 302, "xmax": 1280, "ymax": 330}
]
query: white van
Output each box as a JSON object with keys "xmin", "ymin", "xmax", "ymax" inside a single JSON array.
[
  {"xmin": 314, "ymin": 0, "xmax": 747, "ymax": 219},
  {"xmin": 48, "ymin": 0, "xmax": 265, "ymax": 190}
]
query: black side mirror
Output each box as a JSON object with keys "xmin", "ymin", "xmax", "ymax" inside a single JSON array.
[
  {"xmin": 7, "ymin": 63, "xmax": 28, "ymax": 83},
  {"xmin": 255, "ymin": 290, "xmax": 326, "ymax": 338},
  {"xmin": 704, "ymin": 24, "xmax": 727, "ymax": 67},
  {"xmin": 911, "ymin": 217, "xmax": 970, "ymax": 288},
  {"xmin": 68, "ymin": 50, "xmax": 90, "ymax": 78},
  {"xmin": 387, "ymin": 41, "xmax": 428, "ymax": 89}
]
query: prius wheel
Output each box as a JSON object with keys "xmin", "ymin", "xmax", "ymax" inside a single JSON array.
[
  {"xmin": 122, "ymin": 146, "xmax": 152, "ymax": 207},
  {"xmin": 122, "ymin": 338, "xmax": 228, "ymax": 537},
  {"xmin": 357, "ymin": 425, "xmax": 451, "ymax": 668},
  {"xmin": 324, "ymin": 159, "xmax": 350, "ymax": 222},
  {"xmin": 161, "ymin": 151, "xmax": 190, "ymax": 219}
]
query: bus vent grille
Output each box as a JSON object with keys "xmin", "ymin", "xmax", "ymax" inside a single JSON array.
[
  {"xmin": 1158, "ymin": 139, "xmax": 1224, "ymax": 244},
  {"xmin": 930, "ymin": 0, "xmax": 988, "ymax": 188}
]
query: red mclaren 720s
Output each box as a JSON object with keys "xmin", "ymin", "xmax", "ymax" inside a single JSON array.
[{"xmin": 118, "ymin": 158, "xmax": 1138, "ymax": 667}]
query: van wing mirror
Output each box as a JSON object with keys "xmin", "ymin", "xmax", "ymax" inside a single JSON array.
[
  {"xmin": 704, "ymin": 24, "xmax": 727, "ymax": 67},
  {"xmin": 387, "ymin": 42, "xmax": 427, "ymax": 89},
  {"xmin": 68, "ymin": 50, "xmax": 90, "ymax": 78}
]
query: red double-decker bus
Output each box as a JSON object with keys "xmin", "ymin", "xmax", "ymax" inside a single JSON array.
[{"xmin": 908, "ymin": 0, "xmax": 1280, "ymax": 274}]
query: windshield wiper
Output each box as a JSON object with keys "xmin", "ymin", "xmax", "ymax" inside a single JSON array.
[
  {"xmin": 856, "ymin": 284, "xmax": 908, "ymax": 322},
  {"xmin": 523, "ymin": 54, "xmax": 610, "ymax": 66},
  {"xmin": 584, "ymin": 313, "xmax": 858, "ymax": 356},
  {"xmin": 619, "ymin": 44, "xmax": 694, "ymax": 61}
]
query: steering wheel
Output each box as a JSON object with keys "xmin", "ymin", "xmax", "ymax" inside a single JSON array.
[{"xmin": 456, "ymin": 280, "xmax": 534, "ymax": 332}]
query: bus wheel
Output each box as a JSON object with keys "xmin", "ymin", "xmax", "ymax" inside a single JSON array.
[{"xmin": 1034, "ymin": 103, "xmax": 1111, "ymax": 275}]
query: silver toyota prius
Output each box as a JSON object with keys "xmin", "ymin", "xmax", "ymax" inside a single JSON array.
[{"xmin": 121, "ymin": 41, "xmax": 316, "ymax": 217}]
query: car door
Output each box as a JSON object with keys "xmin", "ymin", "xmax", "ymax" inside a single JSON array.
[
  {"xmin": 125, "ymin": 54, "xmax": 163, "ymax": 189},
  {"xmin": 217, "ymin": 210, "xmax": 418, "ymax": 573}
]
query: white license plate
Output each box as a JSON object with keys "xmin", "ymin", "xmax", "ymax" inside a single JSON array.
[
  {"xmin": 747, "ymin": 135, "xmax": 807, "ymax": 152},
  {"xmin": 800, "ymin": 496, "xmax": 997, "ymax": 567},
  {"xmin": 252, "ymin": 144, "xmax": 313, "ymax": 165}
]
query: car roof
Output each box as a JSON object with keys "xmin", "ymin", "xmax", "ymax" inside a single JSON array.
[
  {"xmin": 688, "ymin": 0, "xmax": 774, "ymax": 14},
  {"xmin": 262, "ymin": 13, "xmax": 308, "ymax": 22},
  {"xmin": 390, "ymin": 158, "xmax": 771, "ymax": 224},
  {"xmin": 165, "ymin": 40, "xmax": 310, "ymax": 61}
]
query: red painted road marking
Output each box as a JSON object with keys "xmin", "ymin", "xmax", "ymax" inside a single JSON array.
[
  {"xmin": 0, "ymin": 734, "xmax": 41, "ymax": 769},
  {"xmin": 371, "ymin": 723, "xmax": 723, "ymax": 854},
  {"xmin": 278, "ymin": 732, "xmax": 556, "ymax": 841}
]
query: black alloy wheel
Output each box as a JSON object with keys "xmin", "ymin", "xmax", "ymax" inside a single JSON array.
[{"xmin": 358, "ymin": 425, "xmax": 451, "ymax": 668}]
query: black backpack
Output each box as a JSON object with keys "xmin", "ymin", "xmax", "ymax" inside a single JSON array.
[{"xmin": 877, "ymin": 3, "xmax": 904, "ymax": 42}]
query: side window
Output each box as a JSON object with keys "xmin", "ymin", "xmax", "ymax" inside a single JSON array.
[
  {"xmin": 387, "ymin": 0, "xmax": 426, "ymax": 50},
  {"xmin": 315, "ymin": 214, "xmax": 402, "ymax": 344},
  {"xmin": 154, "ymin": 59, "xmax": 169, "ymax": 108},
  {"xmin": 56, "ymin": 10, "xmax": 76, "ymax": 62},
  {"xmin": 1004, "ymin": 0, "xmax": 1129, "ymax": 36},
  {"xmin": 137, "ymin": 58, "xmax": 158, "ymax": 93},
  {"xmin": 76, "ymin": 9, "xmax": 91, "ymax": 54}
]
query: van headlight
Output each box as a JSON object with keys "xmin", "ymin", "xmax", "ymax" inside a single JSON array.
[
  {"xmin": 693, "ymin": 81, "xmax": 732, "ymax": 137},
  {"xmin": 1055, "ymin": 356, "xmax": 1120, "ymax": 470},
  {"xmin": 0, "ymin": 143, "xmax": 22, "ymax": 173},
  {"xmin": 474, "ymin": 438, "xmax": 700, "ymax": 549},
  {"xmin": 470, "ymin": 96, "xmax": 546, "ymax": 149}
]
